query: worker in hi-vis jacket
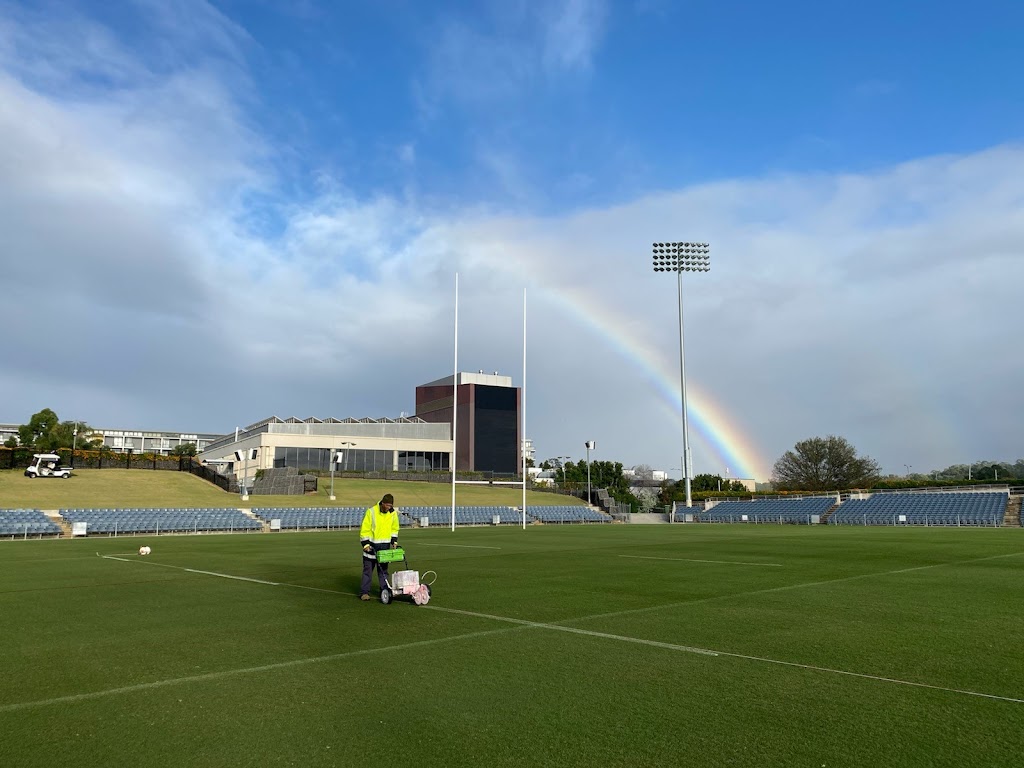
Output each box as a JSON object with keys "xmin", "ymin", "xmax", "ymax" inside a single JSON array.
[{"xmin": 359, "ymin": 493, "xmax": 399, "ymax": 601}]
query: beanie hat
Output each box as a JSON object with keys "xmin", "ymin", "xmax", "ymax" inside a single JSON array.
[{"xmin": 381, "ymin": 494, "xmax": 394, "ymax": 505}]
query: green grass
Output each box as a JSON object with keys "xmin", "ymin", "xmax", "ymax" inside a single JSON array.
[
  {"xmin": 0, "ymin": 468, "xmax": 580, "ymax": 509},
  {"xmin": 2, "ymin": 525, "xmax": 1023, "ymax": 767}
]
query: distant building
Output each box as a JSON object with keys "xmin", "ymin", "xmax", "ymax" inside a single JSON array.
[
  {"xmin": 0, "ymin": 422, "xmax": 219, "ymax": 455},
  {"xmin": 528, "ymin": 467, "xmax": 557, "ymax": 487},
  {"xmin": 4, "ymin": 370, "xmax": 522, "ymax": 481},
  {"xmin": 415, "ymin": 371, "xmax": 521, "ymax": 474},
  {"xmin": 522, "ymin": 437, "xmax": 536, "ymax": 466},
  {"xmin": 93, "ymin": 428, "xmax": 220, "ymax": 455},
  {"xmin": 198, "ymin": 416, "xmax": 453, "ymax": 482}
]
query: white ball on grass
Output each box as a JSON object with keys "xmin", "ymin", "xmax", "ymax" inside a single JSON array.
[{"xmin": 138, "ymin": 546, "xmax": 151, "ymax": 556}]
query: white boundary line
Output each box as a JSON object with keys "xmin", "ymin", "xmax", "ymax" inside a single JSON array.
[
  {"xmin": 0, "ymin": 625, "xmax": 523, "ymax": 714},
  {"xmin": 577, "ymin": 549, "xmax": 1024, "ymax": 626},
  {"xmin": 0, "ymin": 556, "xmax": 118, "ymax": 564},
  {"xmin": 620, "ymin": 554, "xmax": 783, "ymax": 567},
  {"xmin": 413, "ymin": 543, "xmax": 502, "ymax": 550},
  {"xmin": 420, "ymin": 604, "xmax": 1024, "ymax": 704},
  {"xmin": 421, "ymin": 604, "xmax": 717, "ymax": 657},
  {"xmin": 51, "ymin": 549, "xmax": 1024, "ymax": 710}
]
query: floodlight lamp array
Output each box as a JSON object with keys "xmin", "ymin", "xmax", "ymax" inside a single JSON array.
[{"xmin": 652, "ymin": 242, "xmax": 711, "ymax": 272}]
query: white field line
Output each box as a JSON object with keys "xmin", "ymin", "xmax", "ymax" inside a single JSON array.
[
  {"xmin": 620, "ymin": 554, "xmax": 783, "ymax": 567},
  {"xmin": 698, "ymin": 650, "xmax": 1024, "ymax": 704},
  {"xmin": 184, "ymin": 568, "xmax": 278, "ymax": 585},
  {"xmin": 0, "ymin": 555, "xmax": 125, "ymax": 564},
  {"xmin": 51, "ymin": 549, "xmax": 1024, "ymax": 710},
  {"xmin": 421, "ymin": 604, "xmax": 717, "ymax": 657},
  {"xmin": 0, "ymin": 625, "xmax": 523, "ymax": 715},
  {"xmin": 412, "ymin": 543, "xmax": 502, "ymax": 550},
  {"xmin": 101, "ymin": 554, "xmax": 278, "ymax": 585},
  {"xmin": 421, "ymin": 604, "xmax": 1024, "ymax": 704},
  {"xmin": 99, "ymin": 553, "xmax": 149, "ymax": 558},
  {"xmin": 576, "ymin": 549, "xmax": 1024, "ymax": 627}
]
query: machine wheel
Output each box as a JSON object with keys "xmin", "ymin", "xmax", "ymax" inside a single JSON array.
[{"xmin": 380, "ymin": 588, "xmax": 392, "ymax": 605}]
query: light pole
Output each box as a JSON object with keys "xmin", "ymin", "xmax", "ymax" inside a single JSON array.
[
  {"xmin": 557, "ymin": 456, "xmax": 570, "ymax": 489},
  {"xmin": 329, "ymin": 446, "xmax": 339, "ymax": 501},
  {"xmin": 339, "ymin": 441, "xmax": 356, "ymax": 471},
  {"xmin": 585, "ymin": 441, "xmax": 595, "ymax": 504},
  {"xmin": 653, "ymin": 241, "xmax": 710, "ymax": 509},
  {"xmin": 71, "ymin": 422, "xmax": 79, "ymax": 469},
  {"xmin": 240, "ymin": 448, "xmax": 256, "ymax": 502},
  {"xmin": 904, "ymin": 464, "xmax": 912, "ymax": 478}
]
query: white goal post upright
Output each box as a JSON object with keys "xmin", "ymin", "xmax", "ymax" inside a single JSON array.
[
  {"xmin": 449, "ymin": 274, "xmax": 528, "ymax": 532},
  {"xmin": 451, "ymin": 273, "xmax": 459, "ymax": 532},
  {"xmin": 521, "ymin": 288, "xmax": 527, "ymax": 530}
]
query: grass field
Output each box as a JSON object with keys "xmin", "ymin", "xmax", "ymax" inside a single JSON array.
[
  {"xmin": 2, "ymin": 524, "xmax": 1023, "ymax": 767},
  {"xmin": 0, "ymin": 468, "xmax": 579, "ymax": 509}
]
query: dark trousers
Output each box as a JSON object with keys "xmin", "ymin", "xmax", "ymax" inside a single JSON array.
[{"xmin": 361, "ymin": 555, "xmax": 390, "ymax": 595}]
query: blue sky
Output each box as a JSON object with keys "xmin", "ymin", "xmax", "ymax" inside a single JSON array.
[
  {"xmin": 1, "ymin": 0, "xmax": 1022, "ymax": 479},
  {"xmin": 177, "ymin": 1, "xmax": 1024, "ymax": 207}
]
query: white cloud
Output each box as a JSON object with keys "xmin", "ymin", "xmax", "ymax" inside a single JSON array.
[
  {"xmin": 541, "ymin": 0, "xmax": 608, "ymax": 72},
  {"xmin": 1, "ymin": 8, "xmax": 1022, "ymax": 481},
  {"xmin": 415, "ymin": 0, "xmax": 607, "ymax": 115}
]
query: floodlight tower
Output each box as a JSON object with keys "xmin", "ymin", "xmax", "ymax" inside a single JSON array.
[
  {"xmin": 652, "ymin": 241, "xmax": 710, "ymax": 509},
  {"xmin": 585, "ymin": 441, "xmax": 595, "ymax": 504}
]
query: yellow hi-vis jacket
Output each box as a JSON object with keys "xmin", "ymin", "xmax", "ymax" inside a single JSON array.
[{"xmin": 360, "ymin": 503, "xmax": 399, "ymax": 560}]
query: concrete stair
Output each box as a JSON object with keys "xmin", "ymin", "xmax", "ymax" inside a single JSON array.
[
  {"xmin": 45, "ymin": 511, "xmax": 73, "ymax": 537},
  {"xmin": 1004, "ymin": 495, "xmax": 1021, "ymax": 527},
  {"xmin": 628, "ymin": 512, "xmax": 670, "ymax": 524}
]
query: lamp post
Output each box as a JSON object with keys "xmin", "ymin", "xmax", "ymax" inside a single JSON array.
[
  {"xmin": 904, "ymin": 464, "xmax": 912, "ymax": 477},
  {"xmin": 653, "ymin": 241, "xmax": 710, "ymax": 509},
  {"xmin": 339, "ymin": 441, "xmax": 356, "ymax": 471},
  {"xmin": 584, "ymin": 441, "xmax": 595, "ymax": 504},
  {"xmin": 241, "ymin": 450, "xmax": 250, "ymax": 502},
  {"xmin": 329, "ymin": 447, "xmax": 339, "ymax": 501},
  {"xmin": 557, "ymin": 456, "xmax": 570, "ymax": 489},
  {"xmin": 71, "ymin": 422, "xmax": 79, "ymax": 469}
]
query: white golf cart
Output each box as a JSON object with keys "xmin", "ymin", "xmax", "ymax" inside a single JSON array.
[{"xmin": 24, "ymin": 453, "xmax": 73, "ymax": 479}]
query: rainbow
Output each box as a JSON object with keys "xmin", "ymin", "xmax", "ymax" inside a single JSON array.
[{"xmin": 546, "ymin": 284, "xmax": 769, "ymax": 480}]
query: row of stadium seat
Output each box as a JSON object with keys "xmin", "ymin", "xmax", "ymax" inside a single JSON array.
[
  {"xmin": 58, "ymin": 508, "xmax": 261, "ymax": 534},
  {"xmin": 2, "ymin": 504, "xmax": 608, "ymax": 538},
  {"xmin": 831, "ymin": 493, "xmax": 1007, "ymax": 526},
  {"xmin": 699, "ymin": 498, "xmax": 836, "ymax": 524},
  {"xmin": 688, "ymin": 492, "xmax": 1008, "ymax": 526},
  {"xmin": 252, "ymin": 505, "xmax": 610, "ymax": 528},
  {"xmin": 0, "ymin": 509, "xmax": 63, "ymax": 537}
]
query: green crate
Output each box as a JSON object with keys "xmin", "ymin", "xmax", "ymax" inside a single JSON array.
[{"xmin": 376, "ymin": 547, "xmax": 405, "ymax": 563}]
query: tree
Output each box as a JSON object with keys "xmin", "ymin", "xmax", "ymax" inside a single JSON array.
[
  {"xmin": 692, "ymin": 474, "xmax": 721, "ymax": 493},
  {"xmin": 772, "ymin": 435, "xmax": 880, "ymax": 491},
  {"xmin": 634, "ymin": 487, "xmax": 659, "ymax": 513},
  {"xmin": 18, "ymin": 409, "xmax": 59, "ymax": 449},
  {"xmin": 689, "ymin": 474, "xmax": 748, "ymax": 493},
  {"xmin": 14, "ymin": 412, "xmax": 101, "ymax": 453},
  {"xmin": 171, "ymin": 443, "xmax": 198, "ymax": 457}
]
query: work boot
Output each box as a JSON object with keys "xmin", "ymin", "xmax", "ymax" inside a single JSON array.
[{"xmin": 360, "ymin": 593, "xmax": 371, "ymax": 601}]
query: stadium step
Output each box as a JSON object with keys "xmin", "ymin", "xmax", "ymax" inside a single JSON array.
[
  {"xmin": 239, "ymin": 508, "xmax": 271, "ymax": 532},
  {"xmin": 628, "ymin": 512, "xmax": 669, "ymax": 524},
  {"xmin": 1004, "ymin": 495, "xmax": 1022, "ymax": 527},
  {"xmin": 46, "ymin": 511, "xmax": 73, "ymax": 537},
  {"xmin": 820, "ymin": 503, "xmax": 841, "ymax": 524}
]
